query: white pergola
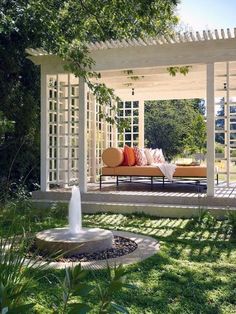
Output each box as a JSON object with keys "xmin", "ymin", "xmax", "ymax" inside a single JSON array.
[{"xmin": 28, "ymin": 28, "xmax": 236, "ymax": 197}]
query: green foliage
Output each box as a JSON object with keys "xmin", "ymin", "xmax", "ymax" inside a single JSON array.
[
  {"xmin": 144, "ymin": 99, "xmax": 206, "ymax": 160},
  {"xmin": 194, "ymin": 209, "xmax": 217, "ymax": 228},
  {"xmin": 215, "ymin": 143, "xmax": 224, "ymax": 154},
  {"xmin": 60, "ymin": 264, "xmax": 93, "ymax": 313},
  {"xmin": 226, "ymin": 211, "xmax": 236, "ymax": 235},
  {"xmin": 231, "ymin": 150, "xmax": 236, "ymax": 158},
  {"xmin": 183, "ymin": 114, "xmax": 206, "ymax": 154},
  {"xmin": 96, "ymin": 264, "xmax": 132, "ymax": 313},
  {"xmin": 0, "ymin": 232, "xmax": 49, "ymax": 313},
  {"xmin": 0, "ymin": 112, "xmax": 14, "ymax": 144},
  {"xmin": 167, "ymin": 65, "xmax": 192, "ymax": 76},
  {"xmin": 59, "ymin": 263, "xmax": 131, "ymax": 313}
]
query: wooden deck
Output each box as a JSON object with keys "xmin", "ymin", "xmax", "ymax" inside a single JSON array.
[{"xmin": 32, "ymin": 180, "xmax": 236, "ymax": 218}]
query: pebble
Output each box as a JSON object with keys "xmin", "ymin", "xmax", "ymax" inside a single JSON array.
[{"xmin": 29, "ymin": 236, "xmax": 138, "ymax": 262}]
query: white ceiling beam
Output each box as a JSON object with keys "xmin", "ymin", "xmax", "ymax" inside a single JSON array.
[
  {"xmin": 137, "ymin": 38, "xmax": 147, "ymax": 46},
  {"xmin": 169, "ymin": 33, "xmax": 178, "ymax": 43},
  {"xmin": 98, "ymin": 72, "xmax": 206, "ymax": 84},
  {"xmin": 203, "ymin": 30, "xmax": 208, "ymax": 40},
  {"xmin": 221, "ymin": 29, "xmax": 225, "ymax": 39},
  {"xmin": 196, "ymin": 31, "xmax": 202, "ymax": 41},
  {"xmin": 105, "ymin": 40, "xmax": 114, "ymax": 49},
  {"xmin": 115, "ymin": 88, "xmax": 206, "ymax": 99},
  {"xmin": 227, "ymin": 28, "xmax": 232, "ymax": 39},
  {"xmin": 127, "ymin": 38, "xmax": 136, "ymax": 47},
  {"xmin": 97, "ymin": 64, "xmax": 206, "ymax": 79},
  {"xmin": 177, "ymin": 32, "xmax": 184, "ymax": 43},
  {"xmin": 102, "ymin": 80, "xmax": 206, "ymax": 90},
  {"xmin": 208, "ymin": 31, "xmax": 213, "ymax": 40},
  {"xmin": 214, "ymin": 29, "xmax": 219, "ymax": 40},
  {"xmin": 184, "ymin": 32, "xmax": 190, "ymax": 42}
]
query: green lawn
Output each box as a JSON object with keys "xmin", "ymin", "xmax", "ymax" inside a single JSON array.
[{"xmin": 1, "ymin": 202, "xmax": 236, "ymax": 313}]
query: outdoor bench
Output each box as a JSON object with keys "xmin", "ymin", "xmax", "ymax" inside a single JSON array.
[
  {"xmin": 100, "ymin": 147, "xmax": 218, "ymax": 190},
  {"xmin": 100, "ymin": 165, "xmax": 217, "ymax": 190}
]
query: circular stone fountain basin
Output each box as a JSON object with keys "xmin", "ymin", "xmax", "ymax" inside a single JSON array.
[{"xmin": 35, "ymin": 227, "xmax": 113, "ymax": 256}]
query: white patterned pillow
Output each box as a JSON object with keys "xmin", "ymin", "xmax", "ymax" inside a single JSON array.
[
  {"xmin": 144, "ymin": 148, "xmax": 154, "ymax": 165},
  {"xmin": 153, "ymin": 148, "xmax": 165, "ymax": 163},
  {"xmin": 134, "ymin": 147, "xmax": 147, "ymax": 166}
]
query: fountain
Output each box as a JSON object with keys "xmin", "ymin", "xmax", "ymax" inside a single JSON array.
[{"xmin": 35, "ymin": 186, "xmax": 113, "ymax": 256}]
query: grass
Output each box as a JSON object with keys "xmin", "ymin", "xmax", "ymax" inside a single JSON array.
[{"xmin": 1, "ymin": 201, "xmax": 236, "ymax": 313}]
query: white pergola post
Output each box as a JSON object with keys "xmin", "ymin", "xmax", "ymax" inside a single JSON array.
[
  {"xmin": 91, "ymin": 95, "xmax": 97, "ymax": 183},
  {"xmin": 206, "ymin": 63, "xmax": 215, "ymax": 197},
  {"xmin": 78, "ymin": 77, "xmax": 87, "ymax": 193},
  {"xmin": 40, "ymin": 70, "xmax": 49, "ymax": 191},
  {"xmin": 139, "ymin": 100, "xmax": 145, "ymax": 147},
  {"xmin": 112, "ymin": 100, "xmax": 118, "ymax": 147}
]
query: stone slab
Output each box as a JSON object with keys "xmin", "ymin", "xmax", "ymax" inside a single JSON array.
[{"xmin": 36, "ymin": 227, "xmax": 113, "ymax": 256}]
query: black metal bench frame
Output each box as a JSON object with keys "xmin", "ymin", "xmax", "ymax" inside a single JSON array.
[{"xmin": 99, "ymin": 173, "xmax": 219, "ymax": 191}]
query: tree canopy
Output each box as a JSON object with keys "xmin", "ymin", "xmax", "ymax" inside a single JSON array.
[{"xmin": 144, "ymin": 99, "xmax": 206, "ymax": 160}]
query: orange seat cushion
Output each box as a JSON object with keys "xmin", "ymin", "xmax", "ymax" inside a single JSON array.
[
  {"xmin": 102, "ymin": 148, "xmax": 124, "ymax": 167},
  {"xmin": 102, "ymin": 165, "xmax": 208, "ymax": 177},
  {"xmin": 122, "ymin": 145, "xmax": 136, "ymax": 166}
]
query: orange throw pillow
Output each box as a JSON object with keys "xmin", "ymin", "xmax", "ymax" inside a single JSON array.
[{"xmin": 122, "ymin": 145, "xmax": 136, "ymax": 166}]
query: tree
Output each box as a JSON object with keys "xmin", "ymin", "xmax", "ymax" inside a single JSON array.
[
  {"xmin": 144, "ymin": 99, "xmax": 206, "ymax": 160},
  {"xmin": 183, "ymin": 114, "xmax": 206, "ymax": 154},
  {"xmin": 0, "ymin": 0, "xmax": 180, "ymax": 194}
]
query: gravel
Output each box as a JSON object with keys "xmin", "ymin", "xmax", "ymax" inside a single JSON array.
[{"xmin": 29, "ymin": 236, "xmax": 138, "ymax": 262}]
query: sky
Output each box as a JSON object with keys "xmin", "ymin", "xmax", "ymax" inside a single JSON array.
[{"xmin": 177, "ymin": 0, "xmax": 236, "ymax": 31}]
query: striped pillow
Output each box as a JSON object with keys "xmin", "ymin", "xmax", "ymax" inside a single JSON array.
[
  {"xmin": 153, "ymin": 148, "xmax": 165, "ymax": 163},
  {"xmin": 145, "ymin": 148, "xmax": 154, "ymax": 165},
  {"xmin": 134, "ymin": 147, "xmax": 147, "ymax": 166}
]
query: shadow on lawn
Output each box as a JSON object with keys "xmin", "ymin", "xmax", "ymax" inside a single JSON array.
[
  {"xmin": 84, "ymin": 212, "xmax": 236, "ymax": 264},
  {"xmin": 123, "ymin": 252, "xmax": 236, "ymax": 314}
]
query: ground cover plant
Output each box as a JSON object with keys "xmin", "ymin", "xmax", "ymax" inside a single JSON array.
[{"xmin": 1, "ymin": 201, "xmax": 236, "ymax": 313}]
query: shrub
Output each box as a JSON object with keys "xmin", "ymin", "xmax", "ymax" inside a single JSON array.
[
  {"xmin": 0, "ymin": 233, "xmax": 48, "ymax": 313},
  {"xmin": 227, "ymin": 211, "xmax": 236, "ymax": 236}
]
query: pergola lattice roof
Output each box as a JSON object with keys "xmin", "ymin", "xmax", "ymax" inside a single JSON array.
[
  {"xmin": 26, "ymin": 28, "xmax": 236, "ymax": 57},
  {"xmin": 26, "ymin": 27, "xmax": 236, "ymax": 101},
  {"xmin": 87, "ymin": 28, "xmax": 236, "ymax": 50}
]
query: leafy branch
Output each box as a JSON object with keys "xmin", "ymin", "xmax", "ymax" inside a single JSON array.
[{"xmin": 167, "ymin": 65, "xmax": 192, "ymax": 76}]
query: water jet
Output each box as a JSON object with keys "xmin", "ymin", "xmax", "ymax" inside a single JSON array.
[{"xmin": 35, "ymin": 186, "xmax": 113, "ymax": 256}]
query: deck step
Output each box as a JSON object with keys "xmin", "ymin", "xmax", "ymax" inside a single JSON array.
[
  {"xmin": 32, "ymin": 190, "xmax": 236, "ymax": 208},
  {"xmin": 32, "ymin": 199, "xmax": 235, "ymax": 218}
]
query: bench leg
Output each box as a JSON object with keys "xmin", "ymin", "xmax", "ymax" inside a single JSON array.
[
  {"xmin": 151, "ymin": 177, "xmax": 153, "ymax": 190},
  {"xmin": 196, "ymin": 180, "xmax": 200, "ymax": 193},
  {"xmin": 116, "ymin": 176, "xmax": 119, "ymax": 187},
  {"xmin": 100, "ymin": 175, "xmax": 102, "ymax": 190},
  {"xmin": 162, "ymin": 177, "xmax": 165, "ymax": 188},
  {"xmin": 130, "ymin": 176, "xmax": 132, "ymax": 183},
  {"xmin": 216, "ymin": 173, "xmax": 219, "ymax": 185}
]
